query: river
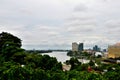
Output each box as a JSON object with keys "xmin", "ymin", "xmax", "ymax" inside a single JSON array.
[
  {"xmin": 42, "ymin": 51, "xmax": 90, "ymax": 64},
  {"xmin": 42, "ymin": 51, "xmax": 70, "ymax": 63}
]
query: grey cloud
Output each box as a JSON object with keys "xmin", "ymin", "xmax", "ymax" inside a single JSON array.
[
  {"xmin": 105, "ymin": 20, "xmax": 120, "ymax": 28},
  {"xmin": 74, "ymin": 3, "xmax": 88, "ymax": 12},
  {"xmin": 66, "ymin": 25, "xmax": 95, "ymax": 34},
  {"xmin": 66, "ymin": 20, "xmax": 97, "ymax": 27},
  {"xmin": 1, "ymin": 0, "xmax": 120, "ymax": 49},
  {"xmin": 103, "ymin": 19, "xmax": 120, "ymax": 36},
  {"xmin": 66, "ymin": 16, "xmax": 93, "ymax": 21}
]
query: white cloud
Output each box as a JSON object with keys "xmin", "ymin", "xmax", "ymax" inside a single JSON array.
[{"xmin": 1, "ymin": 0, "xmax": 120, "ymax": 49}]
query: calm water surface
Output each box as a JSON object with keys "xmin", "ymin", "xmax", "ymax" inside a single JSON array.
[
  {"xmin": 42, "ymin": 51, "xmax": 90, "ymax": 64},
  {"xmin": 42, "ymin": 51, "xmax": 70, "ymax": 63}
]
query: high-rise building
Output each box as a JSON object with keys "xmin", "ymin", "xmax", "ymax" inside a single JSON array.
[
  {"xmin": 72, "ymin": 42, "xmax": 84, "ymax": 52},
  {"xmin": 72, "ymin": 42, "xmax": 78, "ymax": 51},
  {"xmin": 78, "ymin": 43, "xmax": 84, "ymax": 52},
  {"xmin": 93, "ymin": 45, "xmax": 100, "ymax": 52},
  {"xmin": 108, "ymin": 43, "xmax": 120, "ymax": 58}
]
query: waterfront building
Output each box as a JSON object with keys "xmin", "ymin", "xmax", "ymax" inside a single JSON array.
[
  {"xmin": 72, "ymin": 42, "xmax": 79, "ymax": 51},
  {"xmin": 108, "ymin": 43, "xmax": 120, "ymax": 58},
  {"xmin": 78, "ymin": 43, "xmax": 84, "ymax": 52},
  {"xmin": 72, "ymin": 42, "xmax": 84, "ymax": 52}
]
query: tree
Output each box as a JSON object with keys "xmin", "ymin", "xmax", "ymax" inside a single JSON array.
[
  {"xmin": 0, "ymin": 32, "xmax": 21, "ymax": 54},
  {"xmin": 104, "ymin": 71, "xmax": 120, "ymax": 80},
  {"xmin": 66, "ymin": 58, "xmax": 81, "ymax": 70},
  {"xmin": 0, "ymin": 32, "xmax": 22, "ymax": 61},
  {"xmin": 32, "ymin": 68, "xmax": 49, "ymax": 80},
  {"xmin": 89, "ymin": 60, "xmax": 95, "ymax": 66},
  {"xmin": 67, "ymin": 51, "xmax": 73, "ymax": 56},
  {"xmin": 11, "ymin": 51, "xmax": 26, "ymax": 64},
  {"xmin": 0, "ymin": 61, "xmax": 32, "ymax": 80}
]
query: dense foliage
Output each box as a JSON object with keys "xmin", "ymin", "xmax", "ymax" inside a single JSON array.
[
  {"xmin": 0, "ymin": 32, "xmax": 21, "ymax": 52},
  {"xmin": 0, "ymin": 32, "xmax": 120, "ymax": 80}
]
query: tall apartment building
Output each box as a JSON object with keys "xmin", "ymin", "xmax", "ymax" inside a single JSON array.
[
  {"xmin": 108, "ymin": 43, "xmax": 120, "ymax": 58},
  {"xmin": 72, "ymin": 42, "xmax": 79, "ymax": 51},
  {"xmin": 72, "ymin": 42, "xmax": 84, "ymax": 52},
  {"xmin": 78, "ymin": 43, "xmax": 84, "ymax": 52}
]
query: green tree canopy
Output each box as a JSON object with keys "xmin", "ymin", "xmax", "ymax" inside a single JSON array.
[
  {"xmin": 0, "ymin": 32, "xmax": 22, "ymax": 62},
  {"xmin": 0, "ymin": 32, "xmax": 21, "ymax": 53}
]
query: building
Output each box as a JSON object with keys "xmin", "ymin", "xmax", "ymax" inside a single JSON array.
[
  {"xmin": 72, "ymin": 42, "xmax": 79, "ymax": 51},
  {"xmin": 72, "ymin": 42, "xmax": 84, "ymax": 52},
  {"xmin": 93, "ymin": 45, "xmax": 100, "ymax": 52},
  {"xmin": 108, "ymin": 43, "xmax": 120, "ymax": 58},
  {"xmin": 78, "ymin": 43, "xmax": 84, "ymax": 52}
]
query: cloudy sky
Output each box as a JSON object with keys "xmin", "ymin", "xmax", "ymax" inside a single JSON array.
[{"xmin": 0, "ymin": 0, "xmax": 120, "ymax": 50}]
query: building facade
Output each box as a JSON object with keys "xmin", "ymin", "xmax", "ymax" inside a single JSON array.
[
  {"xmin": 108, "ymin": 43, "xmax": 120, "ymax": 58},
  {"xmin": 72, "ymin": 42, "xmax": 84, "ymax": 52},
  {"xmin": 78, "ymin": 43, "xmax": 83, "ymax": 52},
  {"xmin": 72, "ymin": 42, "xmax": 79, "ymax": 51},
  {"xmin": 93, "ymin": 45, "xmax": 100, "ymax": 52}
]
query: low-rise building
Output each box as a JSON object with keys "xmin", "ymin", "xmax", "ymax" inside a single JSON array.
[{"xmin": 108, "ymin": 43, "xmax": 120, "ymax": 58}]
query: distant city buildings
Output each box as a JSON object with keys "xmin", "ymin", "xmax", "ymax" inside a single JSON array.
[
  {"xmin": 93, "ymin": 45, "xmax": 101, "ymax": 52},
  {"xmin": 72, "ymin": 42, "xmax": 84, "ymax": 52},
  {"xmin": 71, "ymin": 41, "xmax": 120, "ymax": 60},
  {"xmin": 103, "ymin": 49, "xmax": 107, "ymax": 52},
  {"xmin": 108, "ymin": 43, "xmax": 120, "ymax": 58}
]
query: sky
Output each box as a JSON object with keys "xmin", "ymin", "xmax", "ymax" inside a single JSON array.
[{"xmin": 0, "ymin": 0, "xmax": 120, "ymax": 50}]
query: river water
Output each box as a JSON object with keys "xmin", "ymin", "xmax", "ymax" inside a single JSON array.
[
  {"xmin": 42, "ymin": 51, "xmax": 90, "ymax": 64},
  {"xmin": 42, "ymin": 51, "xmax": 70, "ymax": 63}
]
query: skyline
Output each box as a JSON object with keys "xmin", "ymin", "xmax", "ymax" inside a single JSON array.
[{"xmin": 0, "ymin": 0, "xmax": 120, "ymax": 49}]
